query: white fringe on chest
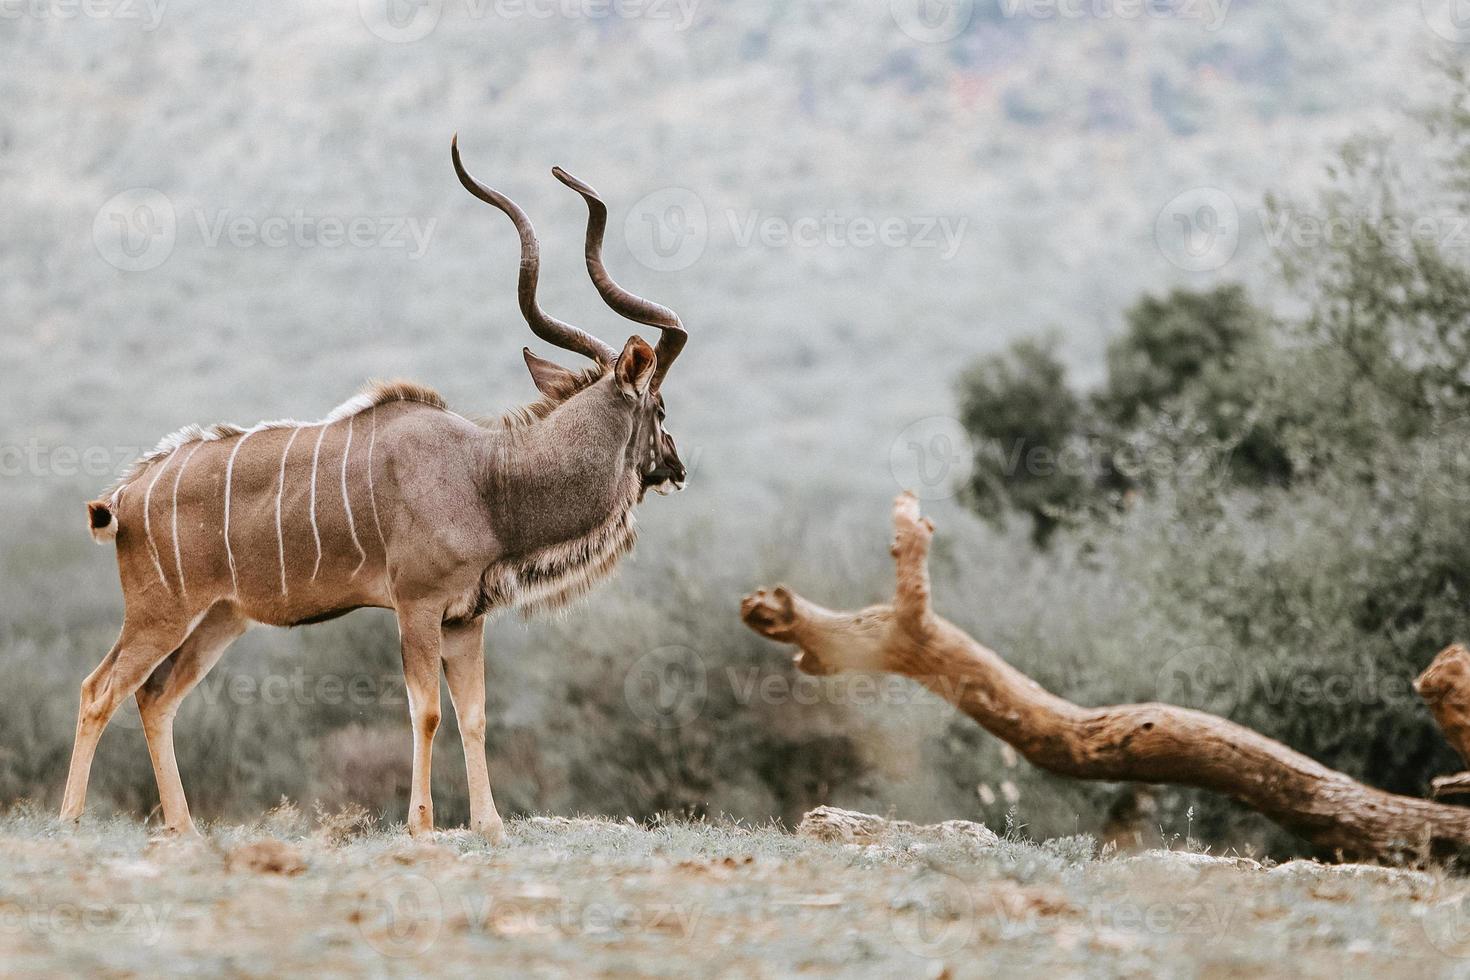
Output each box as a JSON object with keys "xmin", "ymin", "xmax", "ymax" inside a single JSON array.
[{"xmin": 466, "ymin": 474, "xmax": 642, "ymax": 619}]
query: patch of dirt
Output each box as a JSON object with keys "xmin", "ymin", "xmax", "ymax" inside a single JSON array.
[{"xmin": 224, "ymin": 839, "xmax": 307, "ymax": 876}]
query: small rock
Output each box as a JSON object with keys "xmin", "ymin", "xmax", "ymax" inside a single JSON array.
[
  {"xmin": 1267, "ymin": 859, "xmax": 1432, "ymax": 887},
  {"xmin": 1121, "ymin": 850, "xmax": 1262, "ymax": 872},
  {"xmin": 528, "ymin": 816, "xmax": 634, "ymax": 833},
  {"xmin": 931, "ymin": 819, "xmax": 1003, "ymax": 846},
  {"xmin": 796, "ymin": 806, "xmax": 998, "ymax": 846},
  {"xmin": 103, "ymin": 858, "xmax": 163, "ymax": 879}
]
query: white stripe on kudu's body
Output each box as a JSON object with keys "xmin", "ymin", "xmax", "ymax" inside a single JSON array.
[
  {"xmin": 222, "ymin": 428, "xmax": 258, "ymax": 597},
  {"xmin": 142, "ymin": 451, "xmax": 173, "ymax": 591},
  {"xmin": 274, "ymin": 427, "xmax": 303, "ymax": 596},
  {"xmin": 170, "ymin": 442, "xmax": 203, "ymax": 599},
  {"xmin": 64, "ymin": 140, "xmax": 689, "ymax": 845},
  {"xmin": 366, "ymin": 406, "xmax": 387, "ymax": 556},
  {"xmin": 307, "ymin": 423, "xmax": 329, "ymax": 581},
  {"xmin": 341, "ymin": 415, "xmax": 367, "ymax": 578}
]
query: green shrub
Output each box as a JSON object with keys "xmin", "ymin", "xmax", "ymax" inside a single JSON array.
[{"xmin": 950, "ymin": 71, "xmax": 1470, "ymax": 851}]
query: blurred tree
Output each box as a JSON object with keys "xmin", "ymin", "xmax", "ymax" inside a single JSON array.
[
  {"xmin": 956, "ymin": 285, "xmax": 1284, "ymax": 543},
  {"xmin": 1098, "ymin": 284, "xmax": 1262, "ymax": 426},
  {"xmin": 1098, "ymin": 284, "xmax": 1290, "ymax": 488},
  {"xmin": 953, "ymin": 69, "xmax": 1470, "ymax": 848},
  {"xmin": 956, "ymin": 334, "xmax": 1085, "ymax": 545}
]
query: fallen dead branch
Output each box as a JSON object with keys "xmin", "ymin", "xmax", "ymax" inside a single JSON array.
[
  {"xmin": 740, "ymin": 492, "xmax": 1470, "ymax": 863},
  {"xmin": 1430, "ymin": 773, "xmax": 1470, "ymax": 800},
  {"xmin": 1417, "ymin": 644, "xmax": 1470, "ymax": 799}
]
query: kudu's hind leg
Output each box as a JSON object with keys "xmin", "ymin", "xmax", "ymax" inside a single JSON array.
[
  {"xmin": 135, "ymin": 602, "xmax": 247, "ymax": 836},
  {"xmin": 441, "ymin": 617, "xmax": 505, "ymax": 844},
  {"xmin": 60, "ymin": 617, "xmax": 189, "ymax": 823},
  {"xmin": 397, "ymin": 603, "xmax": 444, "ymax": 836}
]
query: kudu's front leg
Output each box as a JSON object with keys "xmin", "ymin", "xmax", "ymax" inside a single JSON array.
[
  {"xmin": 441, "ymin": 616, "xmax": 506, "ymax": 844},
  {"xmin": 61, "ymin": 618, "xmax": 189, "ymax": 824},
  {"xmin": 396, "ymin": 604, "xmax": 443, "ymax": 836}
]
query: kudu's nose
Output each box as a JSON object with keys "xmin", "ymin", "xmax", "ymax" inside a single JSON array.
[
  {"xmin": 648, "ymin": 458, "xmax": 685, "ymax": 487},
  {"xmin": 648, "ymin": 432, "xmax": 686, "ymax": 493}
]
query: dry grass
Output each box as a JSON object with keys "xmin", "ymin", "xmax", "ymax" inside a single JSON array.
[{"xmin": 2, "ymin": 805, "xmax": 1469, "ymax": 977}]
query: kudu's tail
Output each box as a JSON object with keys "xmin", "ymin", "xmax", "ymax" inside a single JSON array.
[{"xmin": 87, "ymin": 499, "xmax": 118, "ymax": 544}]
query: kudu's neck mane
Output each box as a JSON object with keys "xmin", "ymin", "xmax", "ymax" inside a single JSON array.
[
  {"xmin": 476, "ymin": 363, "xmax": 609, "ymax": 433},
  {"xmin": 468, "ymin": 363, "xmax": 643, "ymax": 619}
]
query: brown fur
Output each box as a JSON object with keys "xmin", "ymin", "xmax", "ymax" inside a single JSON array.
[
  {"xmin": 65, "ymin": 363, "xmax": 681, "ymax": 842},
  {"xmin": 92, "ymin": 378, "xmax": 450, "ymax": 519},
  {"xmin": 64, "ymin": 148, "xmax": 688, "ymax": 843},
  {"xmin": 359, "ymin": 379, "xmax": 448, "ymax": 413}
]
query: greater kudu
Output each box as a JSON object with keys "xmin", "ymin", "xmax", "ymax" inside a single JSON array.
[{"xmin": 61, "ymin": 137, "xmax": 688, "ymax": 841}]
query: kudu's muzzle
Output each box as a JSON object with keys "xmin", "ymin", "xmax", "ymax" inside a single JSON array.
[{"xmin": 647, "ymin": 432, "xmax": 686, "ymax": 495}]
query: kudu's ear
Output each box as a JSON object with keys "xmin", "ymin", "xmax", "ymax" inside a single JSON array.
[
  {"xmin": 615, "ymin": 336, "xmax": 657, "ymax": 398},
  {"xmin": 523, "ymin": 347, "xmax": 581, "ymax": 396}
]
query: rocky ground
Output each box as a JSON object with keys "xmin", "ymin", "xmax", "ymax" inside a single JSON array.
[{"xmin": 3, "ymin": 804, "xmax": 1470, "ymax": 978}]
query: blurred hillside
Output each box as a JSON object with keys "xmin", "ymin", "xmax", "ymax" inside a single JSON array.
[
  {"xmin": 1, "ymin": 1, "xmax": 1464, "ymax": 847},
  {"xmin": 0, "ymin": 0, "xmax": 1447, "ymax": 511}
]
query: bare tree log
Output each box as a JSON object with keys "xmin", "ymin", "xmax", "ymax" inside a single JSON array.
[
  {"xmin": 740, "ymin": 492, "xmax": 1470, "ymax": 863},
  {"xmin": 1417, "ymin": 644, "xmax": 1470, "ymax": 767},
  {"xmin": 1415, "ymin": 645, "xmax": 1470, "ymax": 802}
]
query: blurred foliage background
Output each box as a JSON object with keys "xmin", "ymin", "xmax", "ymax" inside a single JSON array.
[{"xmin": 3, "ymin": 0, "xmax": 1468, "ymax": 857}]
